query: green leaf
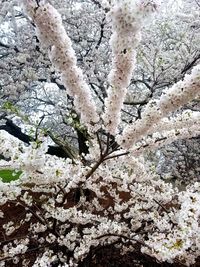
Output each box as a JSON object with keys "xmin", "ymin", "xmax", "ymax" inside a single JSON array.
[
  {"xmin": 2, "ymin": 101, "xmax": 19, "ymax": 114},
  {"xmin": 0, "ymin": 169, "xmax": 22, "ymax": 183}
]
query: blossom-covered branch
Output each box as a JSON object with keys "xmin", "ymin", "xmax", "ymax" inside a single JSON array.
[
  {"xmin": 22, "ymin": 0, "xmax": 99, "ymax": 131},
  {"xmin": 103, "ymin": 0, "xmax": 160, "ymax": 135},
  {"xmin": 119, "ymin": 64, "xmax": 200, "ymax": 149},
  {"xmin": 132, "ymin": 125, "xmax": 200, "ymax": 155}
]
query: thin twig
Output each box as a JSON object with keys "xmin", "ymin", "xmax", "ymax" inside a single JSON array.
[
  {"xmin": 104, "ymin": 151, "xmax": 129, "ymax": 161},
  {"xmin": 105, "ymin": 133, "xmax": 110, "ymax": 153},
  {"xmin": 96, "ymin": 132, "xmax": 103, "ymax": 157},
  {"xmin": 96, "ymin": 233, "xmax": 152, "ymax": 249},
  {"xmin": 9, "ymin": 200, "xmax": 47, "ymax": 227}
]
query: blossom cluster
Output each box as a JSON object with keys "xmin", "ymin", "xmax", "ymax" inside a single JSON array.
[{"xmin": 1, "ymin": 135, "xmax": 200, "ymax": 266}]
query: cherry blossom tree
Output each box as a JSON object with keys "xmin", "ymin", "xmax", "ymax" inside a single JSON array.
[
  {"xmin": 0, "ymin": 0, "xmax": 199, "ymax": 146},
  {"xmin": 0, "ymin": 0, "xmax": 200, "ymax": 266}
]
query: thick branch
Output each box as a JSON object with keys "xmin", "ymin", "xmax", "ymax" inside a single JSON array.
[{"xmin": 0, "ymin": 119, "xmax": 75, "ymax": 159}]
